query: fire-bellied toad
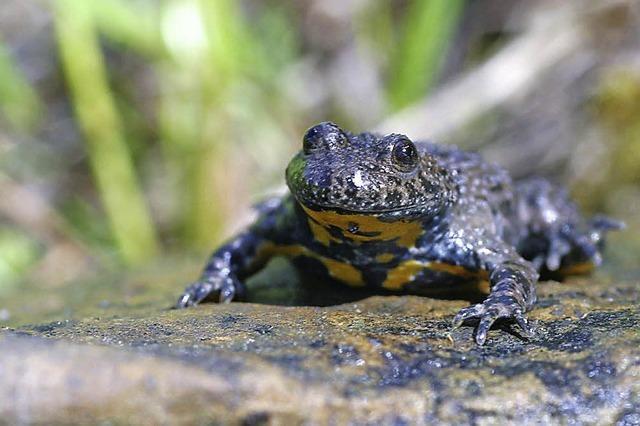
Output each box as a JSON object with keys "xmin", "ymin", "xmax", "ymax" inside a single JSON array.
[{"xmin": 177, "ymin": 122, "xmax": 622, "ymax": 345}]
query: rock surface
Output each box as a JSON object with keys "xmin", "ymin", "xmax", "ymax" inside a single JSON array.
[{"xmin": 2, "ymin": 266, "xmax": 640, "ymax": 424}]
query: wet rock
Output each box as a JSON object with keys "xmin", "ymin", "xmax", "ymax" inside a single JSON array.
[{"xmin": 1, "ymin": 277, "xmax": 639, "ymax": 424}]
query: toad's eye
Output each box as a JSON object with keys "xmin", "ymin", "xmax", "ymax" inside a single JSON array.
[
  {"xmin": 392, "ymin": 138, "xmax": 418, "ymax": 171},
  {"xmin": 303, "ymin": 121, "xmax": 346, "ymax": 154},
  {"xmin": 303, "ymin": 126, "xmax": 323, "ymax": 154}
]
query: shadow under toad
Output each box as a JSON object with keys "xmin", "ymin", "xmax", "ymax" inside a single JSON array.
[{"xmin": 239, "ymin": 258, "xmax": 488, "ymax": 307}]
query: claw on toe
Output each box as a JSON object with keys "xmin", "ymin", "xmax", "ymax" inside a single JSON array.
[
  {"xmin": 177, "ymin": 293, "xmax": 191, "ymax": 308},
  {"xmin": 475, "ymin": 313, "xmax": 499, "ymax": 345},
  {"xmin": 514, "ymin": 314, "xmax": 533, "ymax": 337},
  {"xmin": 218, "ymin": 280, "xmax": 236, "ymax": 304},
  {"xmin": 451, "ymin": 301, "xmax": 533, "ymax": 345},
  {"xmin": 176, "ymin": 274, "xmax": 243, "ymax": 309},
  {"xmin": 175, "ymin": 280, "xmax": 215, "ymax": 309},
  {"xmin": 451, "ymin": 303, "xmax": 482, "ymax": 330}
]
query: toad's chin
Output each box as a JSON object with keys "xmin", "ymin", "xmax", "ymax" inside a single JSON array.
[{"xmin": 298, "ymin": 204, "xmax": 426, "ymax": 247}]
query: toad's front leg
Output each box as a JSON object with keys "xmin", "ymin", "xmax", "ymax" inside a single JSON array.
[
  {"xmin": 452, "ymin": 250, "xmax": 538, "ymax": 345},
  {"xmin": 177, "ymin": 231, "xmax": 267, "ymax": 307},
  {"xmin": 177, "ymin": 197, "xmax": 295, "ymax": 308}
]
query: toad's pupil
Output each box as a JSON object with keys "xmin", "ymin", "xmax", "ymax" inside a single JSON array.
[
  {"xmin": 395, "ymin": 142, "xmax": 417, "ymax": 165},
  {"xmin": 303, "ymin": 129, "xmax": 321, "ymax": 154}
]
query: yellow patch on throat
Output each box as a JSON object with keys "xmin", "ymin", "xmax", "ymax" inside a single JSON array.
[
  {"xmin": 306, "ymin": 219, "xmax": 339, "ymax": 246},
  {"xmin": 302, "ymin": 205, "xmax": 423, "ymax": 248},
  {"xmin": 255, "ymin": 242, "xmax": 364, "ymax": 287}
]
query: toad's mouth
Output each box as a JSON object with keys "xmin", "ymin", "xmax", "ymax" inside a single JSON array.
[{"xmin": 294, "ymin": 197, "xmax": 426, "ymax": 217}]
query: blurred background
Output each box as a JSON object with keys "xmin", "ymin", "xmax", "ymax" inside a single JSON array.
[{"xmin": 0, "ymin": 0, "xmax": 638, "ymax": 324}]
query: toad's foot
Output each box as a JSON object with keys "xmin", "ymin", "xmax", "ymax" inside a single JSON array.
[
  {"xmin": 452, "ymin": 295, "xmax": 533, "ymax": 345},
  {"xmin": 176, "ymin": 273, "xmax": 244, "ymax": 308},
  {"xmin": 534, "ymin": 216, "xmax": 624, "ymax": 272}
]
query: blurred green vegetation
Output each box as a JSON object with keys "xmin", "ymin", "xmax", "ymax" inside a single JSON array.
[
  {"xmin": 0, "ymin": 226, "xmax": 40, "ymax": 293},
  {"xmin": 387, "ymin": 0, "xmax": 464, "ymax": 110},
  {"xmin": 0, "ymin": 39, "xmax": 43, "ymax": 133},
  {"xmin": 0, "ymin": 0, "xmax": 465, "ymax": 288},
  {"xmin": 0, "ymin": 0, "xmax": 638, "ymax": 302},
  {"xmin": 55, "ymin": 0, "xmax": 160, "ymax": 264}
]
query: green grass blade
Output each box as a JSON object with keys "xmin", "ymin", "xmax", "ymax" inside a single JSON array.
[
  {"xmin": 90, "ymin": 0, "xmax": 164, "ymax": 57},
  {"xmin": 388, "ymin": 0, "xmax": 465, "ymax": 111},
  {"xmin": 53, "ymin": 0, "xmax": 159, "ymax": 265},
  {"xmin": 0, "ymin": 39, "xmax": 43, "ymax": 133}
]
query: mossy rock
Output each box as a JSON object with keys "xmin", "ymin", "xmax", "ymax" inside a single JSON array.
[{"xmin": 2, "ymin": 267, "xmax": 639, "ymax": 424}]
